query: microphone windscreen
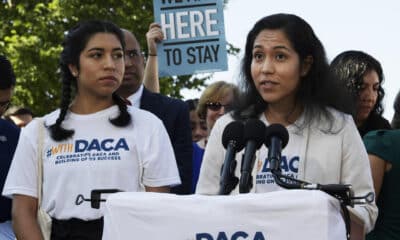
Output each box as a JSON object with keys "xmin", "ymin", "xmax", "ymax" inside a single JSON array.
[
  {"xmin": 265, "ymin": 123, "xmax": 289, "ymax": 148},
  {"xmin": 243, "ymin": 119, "xmax": 266, "ymax": 149},
  {"xmin": 222, "ymin": 121, "xmax": 245, "ymax": 151}
]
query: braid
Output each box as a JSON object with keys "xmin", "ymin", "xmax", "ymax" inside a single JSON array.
[
  {"xmin": 110, "ymin": 92, "xmax": 131, "ymax": 127},
  {"xmin": 49, "ymin": 77, "xmax": 74, "ymax": 141}
]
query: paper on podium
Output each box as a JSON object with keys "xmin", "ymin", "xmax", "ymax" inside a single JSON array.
[{"xmin": 102, "ymin": 190, "xmax": 346, "ymax": 240}]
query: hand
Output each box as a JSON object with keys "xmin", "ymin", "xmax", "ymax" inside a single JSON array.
[{"xmin": 146, "ymin": 22, "xmax": 164, "ymax": 56}]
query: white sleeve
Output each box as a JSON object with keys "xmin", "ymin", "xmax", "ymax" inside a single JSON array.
[
  {"xmin": 2, "ymin": 119, "xmax": 40, "ymax": 199},
  {"xmin": 341, "ymin": 116, "xmax": 378, "ymax": 233},
  {"xmin": 140, "ymin": 118, "xmax": 181, "ymax": 187},
  {"xmin": 195, "ymin": 116, "xmax": 228, "ymax": 195}
]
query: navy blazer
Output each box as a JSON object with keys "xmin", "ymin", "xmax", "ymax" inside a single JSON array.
[
  {"xmin": 0, "ymin": 119, "xmax": 20, "ymax": 221},
  {"xmin": 140, "ymin": 87, "xmax": 193, "ymax": 194}
]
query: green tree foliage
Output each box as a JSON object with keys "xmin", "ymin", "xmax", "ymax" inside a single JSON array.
[{"xmin": 0, "ymin": 0, "xmax": 238, "ymax": 116}]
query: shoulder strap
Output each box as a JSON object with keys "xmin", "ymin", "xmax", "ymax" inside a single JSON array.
[{"xmin": 36, "ymin": 118, "xmax": 45, "ymax": 207}]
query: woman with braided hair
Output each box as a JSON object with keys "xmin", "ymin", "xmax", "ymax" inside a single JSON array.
[{"xmin": 2, "ymin": 20, "xmax": 180, "ymax": 239}]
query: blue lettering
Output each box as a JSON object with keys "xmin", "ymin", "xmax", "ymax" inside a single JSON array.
[
  {"xmin": 254, "ymin": 232, "xmax": 266, "ymax": 240},
  {"xmin": 261, "ymin": 158, "xmax": 271, "ymax": 172},
  {"xmin": 74, "ymin": 138, "xmax": 129, "ymax": 152},
  {"xmin": 196, "ymin": 233, "xmax": 213, "ymax": 240},
  {"xmin": 87, "ymin": 139, "xmax": 101, "ymax": 151},
  {"xmin": 114, "ymin": 138, "xmax": 129, "ymax": 151},
  {"xmin": 216, "ymin": 232, "xmax": 229, "ymax": 240},
  {"xmin": 262, "ymin": 155, "xmax": 299, "ymax": 174},
  {"xmin": 280, "ymin": 156, "xmax": 289, "ymax": 171},
  {"xmin": 75, "ymin": 140, "xmax": 88, "ymax": 152},
  {"xmin": 196, "ymin": 231, "xmax": 266, "ymax": 240},
  {"xmin": 232, "ymin": 231, "xmax": 248, "ymax": 239},
  {"xmin": 101, "ymin": 139, "xmax": 114, "ymax": 151},
  {"xmin": 289, "ymin": 156, "xmax": 299, "ymax": 173}
]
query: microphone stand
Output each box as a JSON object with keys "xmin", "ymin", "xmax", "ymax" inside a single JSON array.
[
  {"xmin": 270, "ymin": 168, "xmax": 374, "ymax": 240},
  {"xmin": 75, "ymin": 189, "xmax": 122, "ymax": 209},
  {"xmin": 238, "ymin": 154, "xmax": 255, "ymax": 194},
  {"xmin": 218, "ymin": 159, "xmax": 239, "ymax": 195},
  {"xmin": 270, "ymin": 169, "xmax": 374, "ymax": 206}
]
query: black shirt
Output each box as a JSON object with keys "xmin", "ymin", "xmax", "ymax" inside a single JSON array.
[{"xmin": 358, "ymin": 113, "xmax": 391, "ymax": 137}]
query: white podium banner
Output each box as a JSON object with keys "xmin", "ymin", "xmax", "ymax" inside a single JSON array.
[{"xmin": 102, "ymin": 190, "xmax": 346, "ymax": 240}]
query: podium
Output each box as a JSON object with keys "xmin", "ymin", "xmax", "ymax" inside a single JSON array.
[{"xmin": 102, "ymin": 190, "xmax": 348, "ymax": 239}]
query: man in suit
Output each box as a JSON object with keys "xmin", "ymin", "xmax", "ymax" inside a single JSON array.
[
  {"xmin": 116, "ymin": 29, "xmax": 192, "ymax": 194},
  {"xmin": 0, "ymin": 55, "xmax": 20, "ymax": 239}
]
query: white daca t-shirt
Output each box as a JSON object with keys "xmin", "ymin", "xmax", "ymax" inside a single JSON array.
[
  {"xmin": 3, "ymin": 105, "xmax": 181, "ymax": 220},
  {"xmin": 255, "ymin": 115, "xmax": 303, "ymax": 193}
]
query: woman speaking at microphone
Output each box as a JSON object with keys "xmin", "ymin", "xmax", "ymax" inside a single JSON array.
[{"xmin": 196, "ymin": 13, "xmax": 377, "ymax": 233}]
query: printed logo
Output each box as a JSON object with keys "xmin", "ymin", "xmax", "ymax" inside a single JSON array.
[
  {"xmin": 261, "ymin": 156, "xmax": 299, "ymax": 173},
  {"xmin": 256, "ymin": 156, "xmax": 299, "ymax": 185},
  {"xmin": 196, "ymin": 231, "xmax": 266, "ymax": 240},
  {"xmin": 46, "ymin": 138, "xmax": 129, "ymax": 164}
]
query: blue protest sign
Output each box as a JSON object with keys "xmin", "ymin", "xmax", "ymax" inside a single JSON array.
[{"xmin": 153, "ymin": 0, "xmax": 228, "ymax": 77}]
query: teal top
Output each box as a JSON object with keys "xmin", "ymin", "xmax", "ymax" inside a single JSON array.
[{"xmin": 364, "ymin": 130, "xmax": 400, "ymax": 240}]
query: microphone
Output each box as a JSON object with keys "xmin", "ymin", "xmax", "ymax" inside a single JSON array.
[
  {"xmin": 219, "ymin": 121, "xmax": 245, "ymax": 195},
  {"xmin": 239, "ymin": 119, "xmax": 266, "ymax": 193},
  {"xmin": 264, "ymin": 124, "xmax": 289, "ymax": 172}
]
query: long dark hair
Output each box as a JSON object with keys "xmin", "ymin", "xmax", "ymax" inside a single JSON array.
[
  {"xmin": 330, "ymin": 50, "xmax": 385, "ymax": 118},
  {"xmin": 392, "ymin": 90, "xmax": 400, "ymax": 129},
  {"xmin": 233, "ymin": 13, "xmax": 351, "ymax": 132},
  {"xmin": 49, "ymin": 20, "xmax": 131, "ymax": 141}
]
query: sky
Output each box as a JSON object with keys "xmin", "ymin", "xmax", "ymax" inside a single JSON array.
[{"xmin": 181, "ymin": 0, "xmax": 400, "ymax": 120}]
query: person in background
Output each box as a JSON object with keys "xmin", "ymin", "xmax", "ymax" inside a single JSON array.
[
  {"xmin": 3, "ymin": 106, "xmax": 34, "ymax": 128},
  {"xmin": 196, "ymin": 13, "xmax": 377, "ymax": 232},
  {"xmin": 185, "ymin": 98, "xmax": 207, "ymax": 143},
  {"xmin": 185, "ymin": 98, "xmax": 207, "ymax": 193},
  {"xmin": 116, "ymin": 26, "xmax": 192, "ymax": 195},
  {"xmin": 0, "ymin": 55, "xmax": 20, "ymax": 240},
  {"xmin": 330, "ymin": 50, "xmax": 391, "ymax": 137},
  {"xmin": 2, "ymin": 20, "xmax": 180, "ymax": 239},
  {"xmin": 363, "ymin": 87, "xmax": 400, "ymax": 239},
  {"xmin": 363, "ymin": 128, "xmax": 400, "ymax": 239},
  {"xmin": 192, "ymin": 81, "xmax": 239, "ymax": 192},
  {"xmin": 391, "ymin": 90, "xmax": 400, "ymax": 129},
  {"xmin": 197, "ymin": 81, "xmax": 239, "ymax": 140},
  {"xmin": 0, "ymin": 56, "xmax": 14, "ymax": 117},
  {"xmin": 142, "ymin": 22, "xmax": 162, "ymax": 93}
]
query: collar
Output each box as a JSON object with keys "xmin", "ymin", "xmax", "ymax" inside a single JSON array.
[{"xmin": 127, "ymin": 85, "xmax": 143, "ymax": 108}]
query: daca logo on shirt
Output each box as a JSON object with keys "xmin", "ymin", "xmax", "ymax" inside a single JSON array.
[
  {"xmin": 260, "ymin": 156, "xmax": 299, "ymax": 173},
  {"xmin": 256, "ymin": 156, "xmax": 299, "ymax": 187},
  {"xmin": 196, "ymin": 231, "xmax": 266, "ymax": 240},
  {"xmin": 48, "ymin": 138, "xmax": 129, "ymax": 156},
  {"xmin": 75, "ymin": 138, "xmax": 129, "ymax": 152}
]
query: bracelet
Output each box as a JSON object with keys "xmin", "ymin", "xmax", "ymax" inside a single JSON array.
[{"xmin": 148, "ymin": 53, "xmax": 157, "ymax": 56}]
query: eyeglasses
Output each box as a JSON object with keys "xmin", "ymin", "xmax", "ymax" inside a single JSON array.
[
  {"xmin": 0, "ymin": 100, "xmax": 11, "ymax": 110},
  {"xmin": 205, "ymin": 102, "xmax": 233, "ymax": 112}
]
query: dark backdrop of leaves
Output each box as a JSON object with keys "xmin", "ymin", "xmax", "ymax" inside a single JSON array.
[{"xmin": 0, "ymin": 0, "xmax": 238, "ymax": 116}]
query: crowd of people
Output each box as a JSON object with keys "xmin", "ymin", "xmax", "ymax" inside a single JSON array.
[{"xmin": 0, "ymin": 11, "xmax": 399, "ymax": 240}]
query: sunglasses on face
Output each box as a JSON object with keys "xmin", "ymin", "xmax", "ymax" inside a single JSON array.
[{"xmin": 205, "ymin": 102, "xmax": 233, "ymax": 112}]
